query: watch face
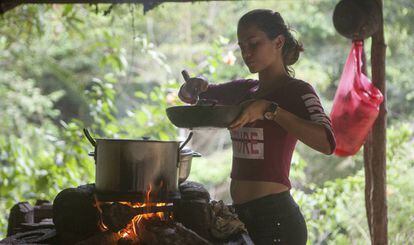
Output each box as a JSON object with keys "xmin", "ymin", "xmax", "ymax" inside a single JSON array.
[{"xmin": 267, "ymin": 102, "xmax": 278, "ymax": 113}]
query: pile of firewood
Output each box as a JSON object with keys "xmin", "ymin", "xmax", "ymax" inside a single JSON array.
[{"xmin": 3, "ymin": 200, "xmax": 56, "ymax": 244}]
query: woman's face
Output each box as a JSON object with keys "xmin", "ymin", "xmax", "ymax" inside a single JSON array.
[{"xmin": 237, "ymin": 24, "xmax": 282, "ymax": 73}]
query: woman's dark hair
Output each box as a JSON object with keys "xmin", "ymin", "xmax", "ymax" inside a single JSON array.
[{"xmin": 238, "ymin": 9, "xmax": 304, "ymax": 76}]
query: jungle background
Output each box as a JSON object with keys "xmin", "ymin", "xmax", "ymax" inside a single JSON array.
[{"xmin": 0, "ymin": 0, "xmax": 413, "ymax": 243}]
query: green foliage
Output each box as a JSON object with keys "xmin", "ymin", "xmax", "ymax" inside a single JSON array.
[
  {"xmin": 293, "ymin": 123, "xmax": 414, "ymax": 244},
  {"xmin": 0, "ymin": 72, "xmax": 94, "ymax": 235},
  {"xmin": 189, "ymin": 147, "xmax": 233, "ymax": 189},
  {"xmin": 0, "ymin": 1, "xmax": 413, "ymax": 242}
]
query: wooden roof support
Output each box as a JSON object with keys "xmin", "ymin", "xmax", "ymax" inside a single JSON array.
[
  {"xmin": 0, "ymin": 0, "xmax": 242, "ymax": 14},
  {"xmin": 363, "ymin": 0, "xmax": 387, "ymax": 244},
  {"xmin": 0, "ymin": 2, "xmax": 21, "ymax": 14}
]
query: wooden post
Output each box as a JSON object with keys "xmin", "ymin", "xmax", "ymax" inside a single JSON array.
[{"xmin": 363, "ymin": 0, "xmax": 387, "ymax": 244}]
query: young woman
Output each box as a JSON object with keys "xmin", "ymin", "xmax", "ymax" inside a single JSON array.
[{"xmin": 178, "ymin": 9, "xmax": 336, "ymax": 245}]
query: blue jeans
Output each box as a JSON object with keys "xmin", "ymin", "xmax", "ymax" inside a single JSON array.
[{"xmin": 233, "ymin": 191, "xmax": 308, "ymax": 245}]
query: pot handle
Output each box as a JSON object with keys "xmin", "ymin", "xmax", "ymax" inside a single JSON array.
[
  {"xmin": 83, "ymin": 128, "xmax": 97, "ymax": 162},
  {"xmin": 179, "ymin": 131, "xmax": 193, "ymax": 151},
  {"xmin": 192, "ymin": 152, "xmax": 202, "ymax": 157},
  {"xmin": 83, "ymin": 128, "xmax": 96, "ymax": 147}
]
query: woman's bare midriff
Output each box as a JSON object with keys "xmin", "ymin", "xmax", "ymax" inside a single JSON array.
[{"xmin": 231, "ymin": 179, "xmax": 289, "ymax": 204}]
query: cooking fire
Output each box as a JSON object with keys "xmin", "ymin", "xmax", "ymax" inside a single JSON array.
[
  {"xmin": 95, "ymin": 185, "xmax": 174, "ymax": 243},
  {"xmin": 2, "ymin": 182, "xmax": 253, "ymax": 244}
]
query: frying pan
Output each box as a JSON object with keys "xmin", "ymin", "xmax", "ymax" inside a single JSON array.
[{"xmin": 166, "ymin": 99, "xmax": 242, "ymax": 128}]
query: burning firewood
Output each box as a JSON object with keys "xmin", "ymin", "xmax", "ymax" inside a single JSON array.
[
  {"xmin": 136, "ymin": 216, "xmax": 212, "ymax": 245},
  {"xmin": 75, "ymin": 230, "xmax": 120, "ymax": 245},
  {"xmin": 101, "ymin": 202, "xmax": 173, "ymax": 232},
  {"xmin": 101, "ymin": 202, "xmax": 137, "ymax": 232}
]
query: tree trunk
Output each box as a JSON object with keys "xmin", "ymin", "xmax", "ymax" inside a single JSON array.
[{"xmin": 363, "ymin": 0, "xmax": 387, "ymax": 244}]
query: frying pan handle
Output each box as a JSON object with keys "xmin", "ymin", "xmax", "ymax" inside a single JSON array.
[
  {"xmin": 196, "ymin": 99, "xmax": 218, "ymax": 106},
  {"xmin": 179, "ymin": 131, "xmax": 193, "ymax": 151},
  {"xmin": 182, "ymin": 70, "xmax": 190, "ymax": 82}
]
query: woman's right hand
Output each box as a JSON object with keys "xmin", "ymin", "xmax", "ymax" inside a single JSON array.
[{"xmin": 179, "ymin": 70, "xmax": 209, "ymax": 104}]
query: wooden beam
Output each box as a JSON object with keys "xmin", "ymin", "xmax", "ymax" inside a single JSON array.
[
  {"xmin": 1, "ymin": 0, "xmax": 243, "ymax": 14},
  {"xmin": 363, "ymin": 0, "xmax": 387, "ymax": 244},
  {"xmin": 2, "ymin": 0, "xmax": 239, "ymax": 2},
  {"xmin": 0, "ymin": 2, "xmax": 21, "ymax": 13}
]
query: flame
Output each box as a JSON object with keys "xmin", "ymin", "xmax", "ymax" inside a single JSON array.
[
  {"xmin": 95, "ymin": 184, "xmax": 170, "ymax": 241},
  {"xmin": 94, "ymin": 194, "xmax": 109, "ymax": 231}
]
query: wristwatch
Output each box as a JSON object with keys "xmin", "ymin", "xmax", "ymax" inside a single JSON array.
[{"xmin": 264, "ymin": 102, "xmax": 279, "ymax": 120}]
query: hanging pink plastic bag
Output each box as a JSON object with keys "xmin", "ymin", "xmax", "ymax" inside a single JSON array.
[{"xmin": 330, "ymin": 41, "xmax": 383, "ymax": 156}]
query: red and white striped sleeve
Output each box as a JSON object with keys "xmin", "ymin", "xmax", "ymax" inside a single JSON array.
[{"xmin": 293, "ymin": 81, "xmax": 336, "ymax": 154}]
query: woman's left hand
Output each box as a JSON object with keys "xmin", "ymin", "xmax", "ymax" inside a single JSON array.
[{"xmin": 229, "ymin": 99, "xmax": 271, "ymax": 130}]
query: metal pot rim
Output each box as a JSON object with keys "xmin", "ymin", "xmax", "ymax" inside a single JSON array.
[{"xmin": 95, "ymin": 138, "xmax": 181, "ymax": 143}]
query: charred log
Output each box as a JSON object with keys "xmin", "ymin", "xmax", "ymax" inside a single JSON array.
[
  {"xmin": 0, "ymin": 228, "xmax": 57, "ymax": 244},
  {"xmin": 174, "ymin": 181, "xmax": 213, "ymax": 240},
  {"xmin": 34, "ymin": 201, "xmax": 53, "ymax": 223},
  {"xmin": 137, "ymin": 217, "xmax": 212, "ymax": 245},
  {"xmin": 179, "ymin": 181, "xmax": 211, "ymax": 201},
  {"xmin": 7, "ymin": 202, "xmax": 34, "ymax": 236},
  {"xmin": 74, "ymin": 230, "xmax": 120, "ymax": 245},
  {"xmin": 53, "ymin": 184, "xmax": 101, "ymax": 243},
  {"xmin": 174, "ymin": 199, "xmax": 213, "ymax": 240},
  {"xmin": 20, "ymin": 219, "xmax": 55, "ymax": 231},
  {"xmin": 176, "ymin": 182, "xmax": 251, "ymax": 244}
]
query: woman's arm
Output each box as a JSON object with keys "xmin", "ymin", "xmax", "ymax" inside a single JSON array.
[
  {"xmin": 229, "ymin": 99, "xmax": 335, "ymax": 155},
  {"xmin": 178, "ymin": 78, "xmax": 256, "ymax": 105},
  {"xmin": 271, "ymin": 107, "xmax": 333, "ymax": 155}
]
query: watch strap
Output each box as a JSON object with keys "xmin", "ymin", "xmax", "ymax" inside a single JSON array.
[{"xmin": 266, "ymin": 102, "xmax": 278, "ymax": 113}]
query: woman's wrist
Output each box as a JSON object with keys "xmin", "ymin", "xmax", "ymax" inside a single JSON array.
[{"xmin": 264, "ymin": 102, "xmax": 279, "ymax": 121}]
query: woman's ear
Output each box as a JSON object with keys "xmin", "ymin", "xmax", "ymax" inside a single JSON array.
[{"xmin": 273, "ymin": 35, "xmax": 285, "ymax": 50}]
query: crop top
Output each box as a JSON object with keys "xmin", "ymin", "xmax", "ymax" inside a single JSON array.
[{"xmin": 199, "ymin": 78, "xmax": 336, "ymax": 188}]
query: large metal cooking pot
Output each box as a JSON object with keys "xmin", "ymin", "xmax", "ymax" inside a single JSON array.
[{"xmin": 84, "ymin": 129, "xmax": 193, "ymax": 201}]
